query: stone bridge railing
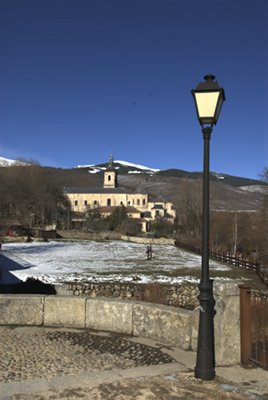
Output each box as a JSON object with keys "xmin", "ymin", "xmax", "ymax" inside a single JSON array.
[{"xmin": 0, "ymin": 281, "xmax": 241, "ymax": 366}]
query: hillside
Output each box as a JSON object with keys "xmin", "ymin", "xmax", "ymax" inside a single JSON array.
[
  {"xmin": 77, "ymin": 160, "xmax": 264, "ymax": 187},
  {"xmin": 0, "ymin": 159, "xmax": 266, "ymax": 212},
  {"xmin": 76, "ymin": 160, "xmax": 266, "ymax": 211}
]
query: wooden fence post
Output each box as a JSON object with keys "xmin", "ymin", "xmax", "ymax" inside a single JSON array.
[{"xmin": 239, "ymin": 284, "xmax": 252, "ymax": 367}]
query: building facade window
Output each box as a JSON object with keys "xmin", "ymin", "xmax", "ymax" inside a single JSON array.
[
  {"xmin": 108, "ymin": 175, "xmax": 111, "ymax": 181},
  {"xmin": 107, "ymin": 198, "xmax": 111, "ymax": 206},
  {"xmin": 74, "ymin": 200, "xmax": 78, "ymax": 206},
  {"xmin": 94, "ymin": 200, "xmax": 98, "ymax": 206},
  {"xmin": 84, "ymin": 200, "xmax": 87, "ymax": 206},
  {"xmin": 142, "ymin": 199, "xmax": 146, "ymax": 205}
]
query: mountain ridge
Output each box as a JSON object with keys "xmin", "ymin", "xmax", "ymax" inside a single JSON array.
[
  {"xmin": 0, "ymin": 156, "xmax": 28, "ymax": 167},
  {"xmin": 0, "ymin": 156, "xmax": 265, "ymax": 189},
  {"xmin": 77, "ymin": 159, "xmax": 265, "ymax": 188},
  {"xmin": 0, "ymin": 156, "xmax": 265, "ymax": 211}
]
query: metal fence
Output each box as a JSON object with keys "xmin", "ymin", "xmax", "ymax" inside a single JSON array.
[
  {"xmin": 175, "ymin": 241, "xmax": 268, "ymax": 287},
  {"xmin": 240, "ymin": 285, "xmax": 268, "ymax": 370}
]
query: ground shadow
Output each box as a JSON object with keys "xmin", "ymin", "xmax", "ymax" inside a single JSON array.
[{"xmin": 0, "ymin": 254, "xmax": 56, "ymax": 294}]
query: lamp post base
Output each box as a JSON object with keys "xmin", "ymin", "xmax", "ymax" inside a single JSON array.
[
  {"xmin": 194, "ymin": 280, "xmax": 215, "ymax": 380},
  {"xmin": 195, "ymin": 367, "xmax": 215, "ymax": 381}
]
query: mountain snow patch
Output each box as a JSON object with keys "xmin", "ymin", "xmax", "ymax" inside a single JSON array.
[
  {"xmin": 114, "ymin": 160, "xmax": 160, "ymax": 172},
  {"xmin": 76, "ymin": 159, "xmax": 160, "ymax": 173},
  {"xmin": 239, "ymin": 185, "xmax": 266, "ymax": 193},
  {"xmin": 0, "ymin": 157, "xmax": 28, "ymax": 167}
]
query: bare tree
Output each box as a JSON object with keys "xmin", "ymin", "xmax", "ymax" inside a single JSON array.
[{"xmin": 0, "ymin": 166, "xmax": 70, "ymax": 229}]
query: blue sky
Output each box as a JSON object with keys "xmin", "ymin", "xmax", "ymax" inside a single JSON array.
[{"xmin": 0, "ymin": 0, "xmax": 267, "ymax": 179}]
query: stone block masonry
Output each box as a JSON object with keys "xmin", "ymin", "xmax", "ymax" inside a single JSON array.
[
  {"xmin": 0, "ymin": 281, "xmax": 242, "ymax": 366},
  {"xmin": 65, "ymin": 282, "xmax": 199, "ymax": 310},
  {"xmin": 44, "ymin": 296, "xmax": 86, "ymax": 328},
  {"xmin": 86, "ymin": 298, "xmax": 133, "ymax": 334},
  {"xmin": 213, "ymin": 281, "xmax": 241, "ymax": 365},
  {"xmin": 0, "ymin": 295, "xmax": 44, "ymax": 325},
  {"xmin": 133, "ymin": 302, "xmax": 194, "ymax": 350},
  {"xmin": 121, "ymin": 235, "xmax": 175, "ymax": 245}
]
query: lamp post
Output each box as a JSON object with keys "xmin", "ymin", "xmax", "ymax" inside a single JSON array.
[{"xmin": 191, "ymin": 74, "xmax": 225, "ymax": 380}]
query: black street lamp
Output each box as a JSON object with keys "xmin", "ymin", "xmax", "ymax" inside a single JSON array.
[{"xmin": 191, "ymin": 74, "xmax": 225, "ymax": 380}]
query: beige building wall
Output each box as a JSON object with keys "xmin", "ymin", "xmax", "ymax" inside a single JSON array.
[
  {"xmin": 66, "ymin": 193, "xmax": 128, "ymax": 212},
  {"xmin": 165, "ymin": 202, "xmax": 176, "ymax": 218},
  {"xmin": 103, "ymin": 170, "xmax": 116, "ymax": 188},
  {"xmin": 126, "ymin": 211, "xmax": 141, "ymax": 219},
  {"xmin": 67, "ymin": 194, "xmax": 176, "ymax": 220},
  {"xmin": 147, "ymin": 201, "xmax": 176, "ymax": 220},
  {"xmin": 126, "ymin": 194, "xmax": 148, "ymax": 208},
  {"xmin": 66, "ymin": 193, "xmax": 150, "ymax": 213}
]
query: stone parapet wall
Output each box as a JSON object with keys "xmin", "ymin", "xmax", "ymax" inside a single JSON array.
[
  {"xmin": 62, "ymin": 282, "xmax": 199, "ymax": 310},
  {"xmin": 57, "ymin": 230, "xmax": 121, "ymax": 241},
  {"xmin": 86, "ymin": 298, "xmax": 133, "ymax": 334},
  {"xmin": 0, "ymin": 295, "xmax": 44, "ymax": 325},
  {"xmin": 121, "ymin": 235, "xmax": 175, "ymax": 245},
  {"xmin": 133, "ymin": 302, "xmax": 195, "ymax": 350},
  {"xmin": 213, "ymin": 281, "xmax": 241, "ymax": 366},
  {"xmin": 56, "ymin": 231, "xmax": 175, "ymax": 244},
  {"xmin": 0, "ymin": 281, "xmax": 242, "ymax": 366}
]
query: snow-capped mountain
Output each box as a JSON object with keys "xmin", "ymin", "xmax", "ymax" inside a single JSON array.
[
  {"xmin": 0, "ymin": 155, "xmax": 265, "ymax": 211},
  {"xmin": 114, "ymin": 160, "xmax": 160, "ymax": 173},
  {"xmin": 77, "ymin": 160, "xmax": 160, "ymax": 175},
  {"xmin": 76, "ymin": 160, "xmax": 266, "ymax": 188},
  {"xmin": 0, "ymin": 156, "xmax": 30, "ymax": 167},
  {"xmin": 0, "ymin": 155, "xmax": 266, "ymax": 192},
  {"xmin": 0, "ymin": 156, "xmax": 15, "ymax": 166},
  {"xmin": 0, "ymin": 157, "xmax": 21, "ymax": 167}
]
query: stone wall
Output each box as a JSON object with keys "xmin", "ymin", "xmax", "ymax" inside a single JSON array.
[
  {"xmin": 57, "ymin": 230, "xmax": 121, "ymax": 241},
  {"xmin": 62, "ymin": 282, "xmax": 199, "ymax": 309},
  {"xmin": 213, "ymin": 281, "xmax": 241, "ymax": 366},
  {"xmin": 56, "ymin": 231, "xmax": 174, "ymax": 244},
  {"xmin": 121, "ymin": 235, "xmax": 175, "ymax": 245},
  {"xmin": 0, "ymin": 281, "xmax": 242, "ymax": 366}
]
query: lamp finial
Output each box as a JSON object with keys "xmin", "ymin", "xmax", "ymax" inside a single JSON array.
[{"xmin": 204, "ymin": 74, "xmax": 215, "ymax": 81}]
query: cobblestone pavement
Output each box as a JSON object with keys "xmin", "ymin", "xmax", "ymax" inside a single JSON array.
[
  {"xmin": 0, "ymin": 326, "xmax": 268, "ymax": 400},
  {"xmin": 9, "ymin": 374, "xmax": 254, "ymax": 400},
  {"xmin": 0, "ymin": 326, "xmax": 174, "ymax": 383}
]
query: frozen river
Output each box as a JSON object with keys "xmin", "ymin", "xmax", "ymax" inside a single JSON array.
[{"xmin": 0, "ymin": 240, "xmax": 230, "ymax": 285}]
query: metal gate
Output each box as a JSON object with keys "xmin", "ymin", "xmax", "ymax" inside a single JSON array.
[{"xmin": 240, "ymin": 284, "xmax": 268, "ymax": 370}]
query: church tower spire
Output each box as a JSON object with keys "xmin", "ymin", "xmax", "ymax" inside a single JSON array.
[{"xmin": 103, "ymin": 154, "xmax": 117, "ymax": 188}]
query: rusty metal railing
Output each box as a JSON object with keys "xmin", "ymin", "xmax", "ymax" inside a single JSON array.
[{"xmin": 239, "ymin": 284, "xmax": 268, "ymax": 370}]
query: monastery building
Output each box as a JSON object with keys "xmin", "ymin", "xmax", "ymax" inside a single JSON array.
[{"xmin": 64, "ymin": 157, "xmax": 176, "ymax": 232}]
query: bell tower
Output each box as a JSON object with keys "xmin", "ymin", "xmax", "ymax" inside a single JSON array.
[{"xmin": 103, "ymin": 155, "xmax": 117, "ymax": 188}]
